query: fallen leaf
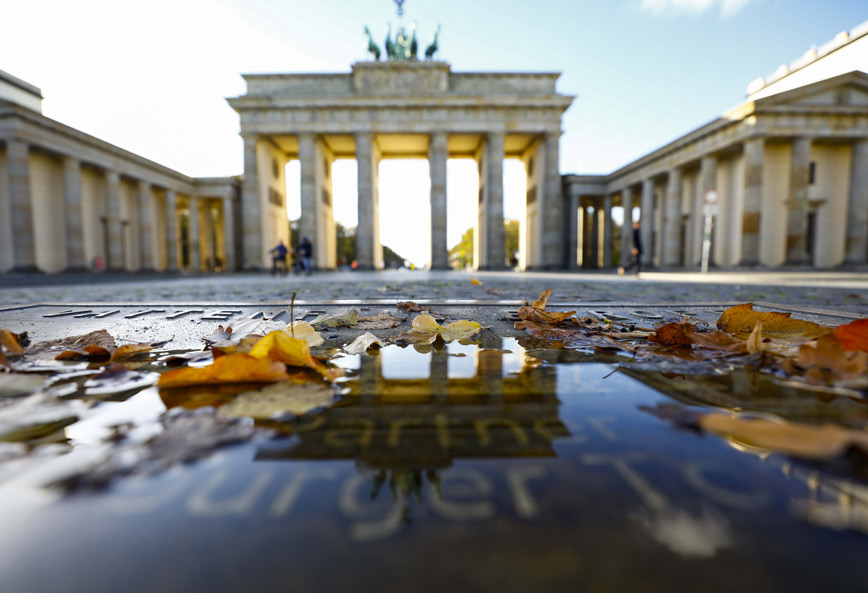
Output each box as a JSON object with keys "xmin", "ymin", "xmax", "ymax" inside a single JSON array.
[
  {"xmin": 471, "ymin": 278, "xmax": 483, "ymax": 286},
  {"xmin": 309, "ymin": 309, "xmax": 358, "ymax": 329},
  {"xmin": 745, "ymin": 321, "xmax": 764, "ymax": 355},
  {"xmin": 796, "ymin": 333, "xmax": 868, "ymax": 384},
  {"xmin": 523, "ymin": 323, "xmax": 629, "ymax": 351},
  {"xmin": 716, "ymin": 303, "xmax": 826, "ymax": 338},
  {"xmin": 110, "ymin": 344, "xmax": 153, "ymax": 362},
  {"xmin": 834, "ymin": 318, "xmax": 868, "ymax": 353},
  {"xmin": 157, "ymin": 353, "xmax": 290, "ymax": 388},
  {"xmin": 344, "ymin": 332, "xmax": 383, "ymax": 355},
  {"xmin": 700, "ymin": 413, "xmax": 868, "ymax": 459},
  {"xmin": 55, "ymin": 344, "xmax": 112, "ymax": 361},
  {"xmin": 0, "ymin": 329, "xmax": 24, "ymax": 356},
  {"xmin": 517, "ymin": 289, "xmax": 575, "ymax": 325},
  {"xmin": 218, "ymin": 381, "xmax": 337, "ymax": 419},
  {"xmin": 396, "ymin": 301, "xmax": 429, "ymax": 313},
  {"xmin": 356, "ymin": 312, "xmax": 406, "ymax": 330},
  {"xmin": 28, "ymin": 330, "xmax": 116, "ymax": 356},
  {"xmin": 249, "ymin": 331, "xmax": 342, "ymax": 380},
  {"xmin": 649, "ymin": 322, "xmax": 696, "ymax": 347},
  {"xmin": 284, "ymin": 321, "xmax": 324, "ymax": 347},
  {"xmin": 397, "ymin": 314, "xmax": 482, "ymax": 344}
]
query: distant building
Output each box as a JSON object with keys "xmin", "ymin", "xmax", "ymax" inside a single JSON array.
[
  {"xmin": 565, "ymin": 21, "xmax": 868, "ymax": 270},
  {"xmin": 0, "ymin": 68, "xmax": 239, "ymax": 274}
]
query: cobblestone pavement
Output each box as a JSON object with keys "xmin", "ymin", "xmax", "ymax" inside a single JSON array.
[{"xmin": 2, "ymin": 269, "xmax": 867, "ymax": 315}]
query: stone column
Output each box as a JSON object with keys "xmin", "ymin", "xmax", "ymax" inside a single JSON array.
[
  {"xmin": 620, "ymin": 187, "xmax": 634, "ymax": 267},
  {"xmin": 786, "ymin": 137, "xmax": 812, "ymax": 264},
  {"xmin": 429, "ymin": 132, "xmax": 449, "ymax": 269},
  {"xmin": 137, "ymin": 181, "xmax": 154, "ymax": 271},
  {"xmin": 105, "ymin": 170, "xmax": 123, "ymax": 270},
  {"xmin": 662, "ymin": 168, "xmax": 683, "ymax": 267},
  {"xmin": 202, "ymin": 200, "xmax": 216, "ymax": 270},
  {"xmin": 639, "ymin": 178, "xmax": 655, "ymax": 266},
  {"xmin": 567, "ymin": 192, "xmax": 579, "ymax": 269},
  {"xmin": 222, "ymin": 195, "xmax": 236, "ymax": 272},
  {"xmin": 590, "ymin": 198, "xmax": 600, "ymax": 268},
  {"xmin": 602, "ymin": 193, "xmax": 614, "ymax": 268},
  {"xmin": 482, "ymin": 132, "xmax": 505, "ymax": 269},
  {"xmin": 165, "ymin": 190, "xmax": 178, "ymax": 271},
  {"xmin": 62, "ymin": 156, "xmax": 85, "ymax": 271},
  {"xmin": 542, "ymin": 133, "xmax": 564, "ymax": 268},
  {"xmin": 187, "ymin": 196, "xmax": 200, "ymax": 272},
  {"xmin": 581, "ymin": 204, "xmax": 593, "ymax": 267},
  {"xmin": 740, "ymin": 140, "xmax": 764, "ymax": 265},
  {"xmin": 845, "ymin": 140, "xmax": 868, "ymax": 264},
  {"xmin": 298, "ymin": 133, "xmax": 317, "ymax": 254},
  {"xmin": 7, "ymin": 141, "xmax": 36, "ymax": 271},
  {"xmin": 356, "ymin": 132, "xmax": 381, "ymax": 270},
  {"xmin": 241, "ymin": 134, "xmax": 263, "ymax": 270},
  {"xmin": 695, "ymin": 156, "xmax": 718, "ymax": 266}
]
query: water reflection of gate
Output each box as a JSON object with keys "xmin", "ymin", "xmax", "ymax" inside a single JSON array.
[{"xmin": 257, "ymin": 347, "xmax": 569, "ymax": 469}]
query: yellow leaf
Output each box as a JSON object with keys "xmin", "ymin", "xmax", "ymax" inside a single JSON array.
[
  {"xmin": 284, "ymin": 321, "xmax": 324, "ymax": 347},
  {"xmin": 249, "ymin": 331, "xmax": 342, "ymax": 380},
  {"xmin": 397, "ymin": 314, "xmax": 482, "ymax": 344},
  {"xmin": 345, "ymin": 332, "xmax": 383, "ymax": 355},
  {"xmin": 110, "ymin": 344, "xmax": 152, "ymax": 362},
  {"xmin": 716, "ymin": 303, "xmax": 826, "ymax": 338},
  {"xmin": 471, "ymin": 278, "xmax": 483, "ymax": 286},
  {"xmin": 517, "ymin": 289, "xmax": 575, "ymax": 325},
  {"xmin": 157, "ymin": 353, "xmax": 289, "ymax": 388},
  {"xmin": 745, "ymin": 321, "xmax": 764, "ymax": 355}
]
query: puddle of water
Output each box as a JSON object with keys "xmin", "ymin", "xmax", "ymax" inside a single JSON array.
[{"xmin": 0, "ymin": 341, "xmax": 867, "ymax": 592}]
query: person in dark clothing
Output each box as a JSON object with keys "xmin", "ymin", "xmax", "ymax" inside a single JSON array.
[
  {"xmin": 297, "ymin": 236, "xmax": 314, "ymax": 276},
  {"xmin": 269, "ymin": 240, "xmax": 288, "ymax": 276},
  {"xmin": 618, "ymin": 221, "xmax": 643, "ymax": 277}
]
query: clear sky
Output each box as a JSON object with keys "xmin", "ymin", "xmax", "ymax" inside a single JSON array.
[{"xmin": 2, "ymin": 0, "xmax": 866, "ymax": 265}]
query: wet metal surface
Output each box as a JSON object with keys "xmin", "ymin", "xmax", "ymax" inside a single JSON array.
[{"xmin": 0, "ymin": 302, "xmax": 867, "ymax": 592}]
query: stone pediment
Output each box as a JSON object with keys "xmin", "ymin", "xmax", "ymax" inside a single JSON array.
[
  {"xmin": 755, "ymin": 70, "xmax": 868, "ymax": 109},
  {"xmin": 352, "ymin": 61, "xmax": 450, "ymax": 95}
]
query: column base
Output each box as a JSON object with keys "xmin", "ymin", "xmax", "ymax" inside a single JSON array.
[{"xmin": 10, "ymin": 265, "xmax": 41, "ymax": 274}]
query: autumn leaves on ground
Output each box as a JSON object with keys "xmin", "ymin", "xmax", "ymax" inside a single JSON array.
[{"xmin": 1, "ymin": 290, "xmax": 867, "ymax": 467}]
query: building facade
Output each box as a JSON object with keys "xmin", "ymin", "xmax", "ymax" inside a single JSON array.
[
  {"xmin": 565, "ymin": 21, "xmax": 868, "ymax": 270},
  {"xmin": 0, "ymin": 69, "xmax": 240, "ymax": 274}
]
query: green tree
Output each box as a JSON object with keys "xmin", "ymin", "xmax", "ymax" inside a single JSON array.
[{"xmin": 448, "ymin": 219, "xmax": 521, "ymax": 269}]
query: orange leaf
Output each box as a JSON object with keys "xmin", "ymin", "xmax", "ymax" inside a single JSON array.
[
  {"xmin": 157, "ymin": 353, "xmax": 289, "ymax": 388},
  {"xmin": 648, "ymin": 322, "xmax": 695, "ymax": 347},
  {"xmin": 797, "ymin": 333, "xmax": 868, "ymax": 384},
  {"xmin": 55, "ymin": 344, "xmax": 112, "ymax": 360},
  {"xmin": 716, "ymin": 303, "xmax": 825, "ymax": 338},
  {"xmin": 0, "ymin": 329, "xmax": 24, "ymax": 356},
  {"xmin": 834, "ymin": 318, "xmax": 868, "ymax": 353},
  {"xmin": 110, "ymin": 344, "xmax": 152, "ymax": 362}
]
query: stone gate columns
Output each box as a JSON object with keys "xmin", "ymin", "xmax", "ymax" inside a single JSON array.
[
  {"xmin": 104, "ymin": 170, "xmax": 123, "ymax": 270},
  {"xmin": 602, "ymin": 193, "xmax": 614, "ymax": 268},
  {"xmin": 741, "ymin": 140, "xmax": 764, "ymax": 265},
  {"xmin": 697, "ymin": 156, "xmax": 717, "ymax": 266},
  {"xmin": 298, "ymin": 133, "xmax": 317, "ymax": 258},
  {"xmin": 845, "ymin": 140, "xmax": 868, "ymax": 264},
  {"xmin": 187, "ymin": 196, "xmax": 200, "ymax": 272},
  {"xmin": 662, "ymin": 168, "xmax": 683, "ymax": 266},
  {"xmin": 62, "ymin": 156, "xmax": 85, "ymax": 270},
  {"xmin": 429, "ymin": 132, "xmax": 448, "ymax": 270},
  {"xmin": 137, "ymin": 181, "xmax": 154, "ymax": 271},
  {"xmin": 567, "ymin": 190, "xmax": 579, "ymax": 270},
  {"xmin": 299, "ymin": 134, "xmax": 336, "ymax": 270},
  {"xmin": 620, "ymin": 187, "xmax": 634, "ymax": 266},
  {"xmin": 165, "ymin": 190, "xmax": 178, "ymax": 272},
  {"xmin": 7, "ymin": 140, "xmax": 36, "ymax": 271},
  {"xmin": 639, "ymin": 178, "xmax": 655, "ymax": 266},
  {"xmin": 356, "ymin": 132, "xmax": 382, "ymax": 270},
  {"xmin": 221, "ymin": 196, "xmax": 236, "ymax": 272},
  {"xmin": 241, "ymin": 134, "xmax": 262, "ymax": 270},
  {"xmin": 478, "ymin": 132, "xmax": 505, "ymax": 269},
  {"xmin": 786, "ymin": 137, "xmax": 812, "ymax": 264},
  {"xmin": 542, "ymin": 133, "xmax": 563, "ymax": 268}
]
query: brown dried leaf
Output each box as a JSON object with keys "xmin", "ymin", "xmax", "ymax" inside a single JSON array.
[
  {"xmin": 834, "ymin": 318, "xmax": 868, "ymax": 353},
  {"xmin": 518, "ymin": 289, "xmax": 575, "ymax": 325},
  {"xmin": 356, "ymin": 312, "xmax": 406, "ymax": 330},
  {"xmin": 648, "ymin": 322, "xmax": 695, "ymax": 347},
  {"xmin": 796, "ymin": 333, "xmax": 868, "ymax": 384},
  {"xmin": 396, "ymin": 301, "xmax": 429, "ymax": 312},
  {"xmin": 716, "ymin": 303, "xmax": 825, "ymax": 338},
  {"xmin": 28, "ymin": 330, "xmax": 116, "ymax": 356},
  {"xmin": 157, "ymin": 353, "xmax": 290, "ymax": 388},
  {"xmin": 56, "ymin": 344, "xmax": 112, "ymax": 361},
  {"xmin": 110, "ymin": 344, "xmax": 153, "ymax": 362}
]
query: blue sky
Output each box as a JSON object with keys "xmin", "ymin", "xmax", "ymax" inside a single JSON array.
[{"xmin": 2, "ymin": 0, "xmax": 866, "ymax": 264}]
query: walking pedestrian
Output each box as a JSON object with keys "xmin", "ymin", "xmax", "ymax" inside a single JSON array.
[
  {"xmin": 297, "ymin": 236, "xmax": 314, "ymax": 276},
  {"xmin": 618, "ymin": 221, "xmax": 643, "ymax": 277},
  {"xmin": 269, "ymin": 240, "xmax": 288, "ymax": 276}
]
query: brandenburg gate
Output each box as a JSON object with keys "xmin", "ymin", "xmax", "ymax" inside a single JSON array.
[{"xmin": 228, "ymin": 61, "xmax": 573, "ymax": 270}]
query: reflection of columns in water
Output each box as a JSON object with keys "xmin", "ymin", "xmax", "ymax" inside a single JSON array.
[
  {"xmin": 358, "ymin": 352, "xmax": 382, "ymax": 404},
  {"xmin": 429, "ymin": 349, "xmax": 449, "ymax": 401},
  {"xmin": 478, "ymin": 335, "xmax": 503, "ymax": 401}
]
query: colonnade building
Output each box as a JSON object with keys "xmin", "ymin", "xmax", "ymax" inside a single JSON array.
[
  {"xmin": 566, "ymin": 21, "xmax": 868, "ymax": 270},
  {"xmin": 0, "ymin": 69, "xmax": 240, "ymax": 274},
  {"xmin": 2, "ymin": 20, "xmax": 868, "ymax": 274}
]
